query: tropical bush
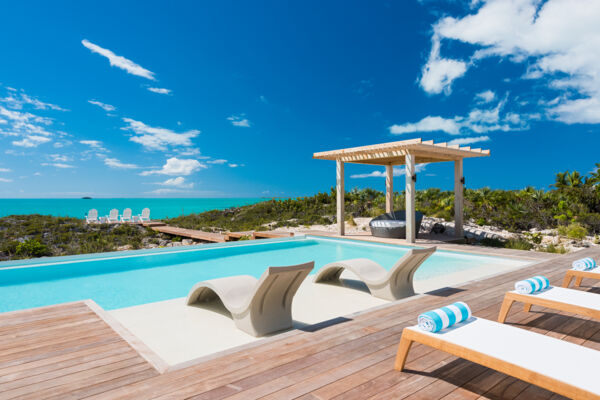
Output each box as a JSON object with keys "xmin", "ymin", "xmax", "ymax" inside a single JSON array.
[{"xmin": 0, "ymin": 215, "xmax": 162, "ymax": 260}]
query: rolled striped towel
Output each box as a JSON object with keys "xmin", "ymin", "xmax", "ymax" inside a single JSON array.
[
  {"xmin": 514, "ymin": 275, "xmax": 550, "ymax": 294},
  {"xmin": 417, "ymin": 302, "xmax": 472, "ymax": 333},
  {"xmin": 572, "ymin": 257, "xmax": 596, "ymax": 271}
]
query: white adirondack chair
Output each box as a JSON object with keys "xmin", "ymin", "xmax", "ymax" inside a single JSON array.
[
  {"xmin": 105, "ymin": 209, "xmax": 119, "ymax": 224},
  {"xmin": 85, "ymin": 209, "xmax": 99, "ymax": 224},
  {"xmin": 134, "ymin": 208, "xmax": 151, "ymax": 223},
  {"xmin": 120, "ymin": 208, "xmax": 133, "ymax": 223}
]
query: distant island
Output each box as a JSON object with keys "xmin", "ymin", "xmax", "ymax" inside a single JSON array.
[{"xmin": 81, "ymin": 196, "xmax": 92, "ymax": 199}]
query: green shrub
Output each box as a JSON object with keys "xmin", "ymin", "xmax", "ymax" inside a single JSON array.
[
  {"xmin": 564, "ymin": 223, "xmax": 588, "ymax": 240},
  {"xmin": 505, "ymin": 237, "xmax": 534, "ymax": 251},
  {"xmin": 540, "ymin": 243, "xmax": 568, "ymax": 254},
  {"xmin": 15, "ymin": 239, "xmax": 50, "ymax": 258}
]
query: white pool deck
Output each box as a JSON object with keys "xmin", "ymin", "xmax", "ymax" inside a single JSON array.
[{"xmin": 110, "ymin": 258, "xmax": 532, "ymax": 367}]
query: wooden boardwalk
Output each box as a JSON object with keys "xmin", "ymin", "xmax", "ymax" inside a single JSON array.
[
  {"xmin": 1, "ymin": 247, "xmax": 598, "ymax": 399},
  {"xmin": 151, "ymin": 225, "xmax": 294, "ymax": 243}
]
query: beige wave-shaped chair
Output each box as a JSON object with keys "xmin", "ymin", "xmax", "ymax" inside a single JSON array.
[
  {"xmin": 314, "ymin": 247, "xmax": 436, "ymax": 301},
  {"xmin": 186, "ymin": 262, "xmax": 314, "ymax": 337}
]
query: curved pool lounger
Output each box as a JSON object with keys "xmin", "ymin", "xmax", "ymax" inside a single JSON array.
[
  {"xmin": 314, "ymin": 246, "xmax": 436, "ymax": 301},
  {"xmin": 186, "ymin": 261, "xmax": 314, "ymax": 337}
]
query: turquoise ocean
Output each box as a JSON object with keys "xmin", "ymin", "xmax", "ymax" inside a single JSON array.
[{"xmin": 0, "ymin": 198, "xmax": 264, "ymax": 220}]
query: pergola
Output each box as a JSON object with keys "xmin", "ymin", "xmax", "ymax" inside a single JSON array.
[{"xmin": 313, "ymin": 138, "xmax": 490, "ymax": 243}]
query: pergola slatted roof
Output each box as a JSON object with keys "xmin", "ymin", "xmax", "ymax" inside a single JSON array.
[
  {"xmin": 313, "ymin": 138, "xmax": 491, "ymax": 243},
  {"xmin": 313, "ymin": 138, "xmax": 490, "ymax": 165}
]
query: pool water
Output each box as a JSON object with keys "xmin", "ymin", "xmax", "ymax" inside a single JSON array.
[{"xmin": 0, "ymin": 236, "xmax": 529, "ymax": 313}]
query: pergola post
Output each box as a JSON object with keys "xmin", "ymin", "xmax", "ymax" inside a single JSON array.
[
  {"xmin": 336, "ymin": 159, "xmax": 345, "ymax": 236},
  {"xmin": 385, "ymin": 165, "xmax": 394, "ymax": 213},
  {"xmin": 454, "ymin": 159, "xmax": 464, "ymax": 238},
  {"xmin": 405, "ymin": 154, "xmax": 416, "ymax": 243}
]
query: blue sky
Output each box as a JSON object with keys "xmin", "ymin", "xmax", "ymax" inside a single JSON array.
[{"xmin": 1, "ymin": 0, "xmax": 599, "ymax": 198}]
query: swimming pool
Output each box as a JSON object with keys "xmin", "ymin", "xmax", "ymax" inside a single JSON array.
[{"xmin": 0, "ymin": 236, "xmax": 530, "ymax": 313}]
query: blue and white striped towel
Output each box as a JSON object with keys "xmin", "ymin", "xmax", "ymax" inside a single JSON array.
[
  {"xmin": 572, "ymin": 257, "xmax": 596, "ymax": 271},
  {"xmin": 514, "ymin": 276, "xmax": 550, "ymax": 294},
  {"xmin": 417, "ymin": 302, "xmax": 472, "ymax": 333}
]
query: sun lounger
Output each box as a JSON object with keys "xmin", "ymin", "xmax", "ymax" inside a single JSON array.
[
  {"xmin": 133, "ymin": 207, "xmax": 150, "ymax": 223},
  {"xmin": 104, "ymin": 208, "xmax": 119, "ymax": 224},
  {"xmin": 395, "ymin": 316, "xmax": 600, "ymax": 399},
  {"xmin": 120, "ymin": 208, "xmax": 132, "ymax": 223},
  {"xmin": 498, "ymin": 285, "xmax": 600, "ymax": 322},
  {"xmin": 313, "ymin": 246, "xmax": 436, "ymax": 300},
  {"xmin": 85, "ymin": 209, "xmax": 98, "ymax": 224},
  {"xmin": 186, "ymin": 262, "xmax": 314, "ymax": 336},
  {"xmin": 563, "ymin": 268, "xmax": 600, "ymax": 288}
]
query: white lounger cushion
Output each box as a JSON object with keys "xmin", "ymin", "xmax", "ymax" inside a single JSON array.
[
  {"xmin": 406, "ymin": 317, "xmax": 600, "ymax": 395},
  {"xmin": 513, "ymin": 286, "xmax": 600, "ymax": 310}
]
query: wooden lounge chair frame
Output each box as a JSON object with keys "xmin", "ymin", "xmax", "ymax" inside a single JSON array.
[
  {"xmin": 313, "ymin": 246, "xmax": 436, "ymax": 301},
  {"xmin": 563, "ymin": 269, "xmax": 599, "ymax": 288},
  {"xmin": 498, "ymin": 288, "xmax": 600, "ymax": 323},
  {"xmin": 394, "ymin": 319, "xmax": 599, "ymax": 400}
]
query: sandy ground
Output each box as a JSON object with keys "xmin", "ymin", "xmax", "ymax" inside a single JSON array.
[{"xmin": 109, "ymin": 258, "xmax": 531, "ymax": 367}]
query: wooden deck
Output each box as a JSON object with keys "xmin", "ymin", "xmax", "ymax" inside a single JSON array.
[
  {"xmin": 151, "ymin": 225, "xmax": 294, "ymax": 243},
  {"xmin": 0, "ymin": 300, "xmax": 161, "ymax": 400},
  {"xmin": 1, "ymin": 247, "xmax": 598, "ymax": 399}
]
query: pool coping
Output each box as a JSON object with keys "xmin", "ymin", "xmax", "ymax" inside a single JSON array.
[
  {"xmin": 0, "ymin": 233, "xmax": 540, "ymax": 272},
  {"xmin": 84, "ymin": 299, "xmax": 170, "ymax": 373}
]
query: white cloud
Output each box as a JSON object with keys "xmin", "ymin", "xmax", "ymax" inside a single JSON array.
[
  {"xmin": 42, "ymin": 162, "xmax": 75, "ymax": 169},
  {"xmin": 177, "ymin": 148, "xmax": 202, "ymax": 156},
  {"xmin": 156, "ymin": 176, "xmax": 193, "ymax": 188},
  {"xmin": 1, "ymin": 92, "xmax": 66, "ymax": 111},
  {"xmin": 88, "ymin": 100, "xmax": 116, "ymax": 112},
  {"xmin": 419, "ymin": 34, "xmax": 468, "ymax": 95},
  {"xmin": 79, "ymin": 139, "xmax": 105, "ymax": 149},
  {"xmin": 352, "ymin": 164, "xmax": 428, "ymax": 179},
  {"xmin": 81, "ymin": 39, "xmax": 155, "ymax": 80},
  {"xmin": 141, "ymin": 157, "xmax": 206, "ymax": 176},
  {"xmin": 228, "ymin": 163, "xmax": 244, "ymax": 168},
  {"xmin": 390, "ymin": 116, "xmax": 460, "ymax": 135},
  {"xmin": 390, "ymin": 97, "xmax": 531, "ymax": 135},
  {"xmin": 0, "ymin": 168, "xmax": 11, "ymax": 172},
  {"xmin": 207, "ymin": 159, "xmax": 227, "ymax": 164},
  {"xmin": 425, "ymin": 0, "xmax": 600, "ymax": 123},
  {"xmin": 0, "ymin": 177, "xmax": 12, "ymax": 183},
  {"xmin": 104, "ymin": 157, "xmax": 139, "ymax": 169},
  {"xmin": 475, "ymin": 90, "xmax": 496, "ymax": 103},
  {"xmin": 0, "ymin": 88, "xmax": 69, "ymax": 148},
  {"xmin": 146, "ymin": 188, "xmax": 190, "ymax": 195},
  {"xmin": 447, "ymin": 135, "xmax": 490, "ymax": 146},
  {"xmin": 12, "ymin": 135, "xmax": 51, "ymax": 147},
  {"xmin": 227, "ymin": 115, "xmax": 251, "ymax": 127},
  {"xmin": 122, "ymin": 118, "xmax": 200, "ymax": 151},
  {"xmin": 49, "ymin": 154, "xmax": 71, "ymax": 162},
  {"xmin": 147, "ymin": 87, "xmax": 171, "ymax": 95}
]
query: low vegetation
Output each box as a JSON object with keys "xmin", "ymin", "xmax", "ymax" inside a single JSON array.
[
  {"xmin": 168, "ymin": 163, "xmax": 600, "ymax": 233},
  {"xmin": 0, "ymin": 215, "xmax": 162, "ymax": 261}
]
